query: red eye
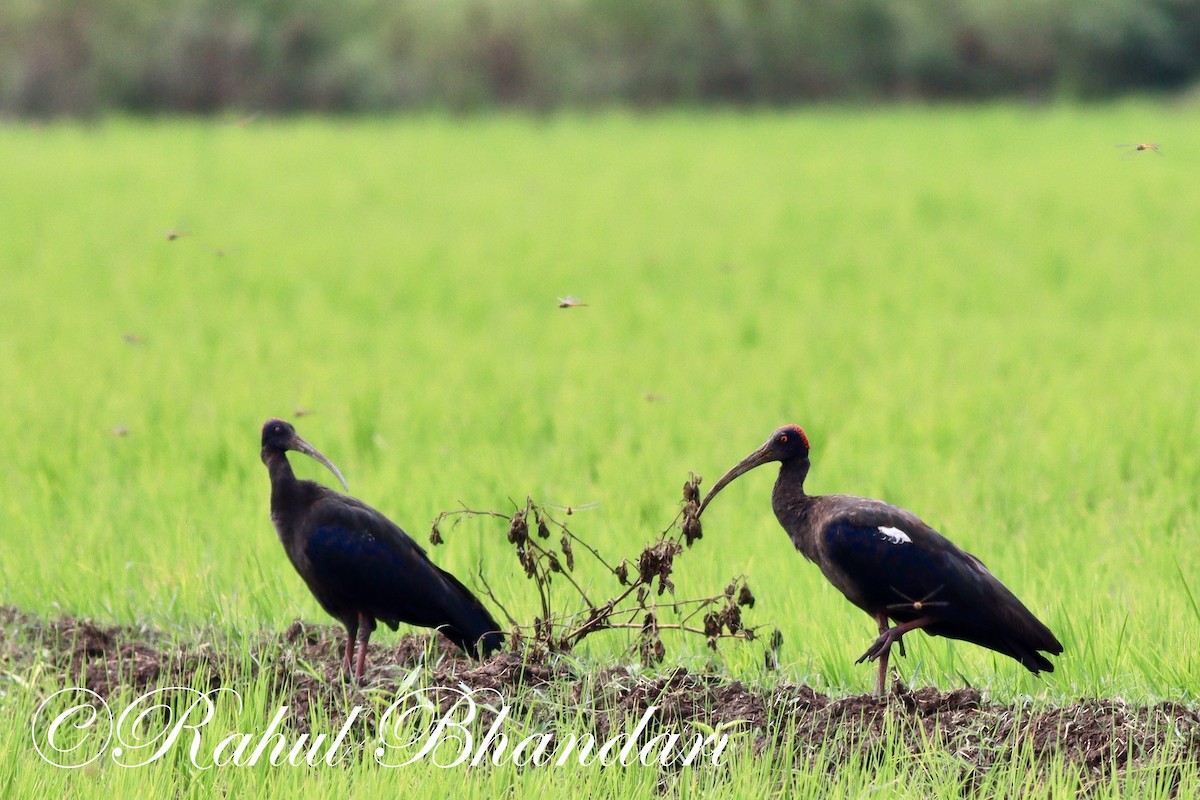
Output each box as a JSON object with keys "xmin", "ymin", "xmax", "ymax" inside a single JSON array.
[{"xmin": 780, "ymin": 433, "xmax": 789, "ymax": 443}]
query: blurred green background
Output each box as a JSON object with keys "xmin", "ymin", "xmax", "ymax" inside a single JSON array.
[{"xmin": 3, "ymin": 0, "xmax": 1200, "ymax": 117}]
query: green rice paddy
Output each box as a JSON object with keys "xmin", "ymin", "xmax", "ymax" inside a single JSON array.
[{"xmin": 1, "ymin": 104, "xmax": 1198, "ymax": 796}]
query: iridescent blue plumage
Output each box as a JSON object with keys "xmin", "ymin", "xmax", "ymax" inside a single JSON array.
[{"xmin": 262, "ymin": 419, "xmax": 502, "ymax": 680}]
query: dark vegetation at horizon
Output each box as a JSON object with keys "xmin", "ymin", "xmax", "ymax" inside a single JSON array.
[{"xmin": 4, "ymin": 0, "xmax": 1200, "ymax": 118}]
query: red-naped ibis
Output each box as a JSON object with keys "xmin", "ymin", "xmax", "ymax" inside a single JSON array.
[
  {"xmin": 261, "ymin": 419, "xmax": 503, "ymax": 680},
  {"xmin": 699, "ymin": 425, "xmax": 1062, "ymax": 695}
]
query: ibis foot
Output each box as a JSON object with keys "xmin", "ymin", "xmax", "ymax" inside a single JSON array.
[
  {"xmin": 856, "ymin": 629, "xmax": 899, "ymax": 664},
  {"xmin": 857, "ymin": 616, "xmax": 937, "ymax": 665}
]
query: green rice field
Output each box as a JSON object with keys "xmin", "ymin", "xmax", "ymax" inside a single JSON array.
[{"xmin": 1, "ymin": 104, "xmax": 1198, "ymax": 797}]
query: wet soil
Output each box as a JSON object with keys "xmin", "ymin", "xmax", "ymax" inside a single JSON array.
[{"xmin": 5, "ymin": 606, "xmax": 1198, "ymax": 789}]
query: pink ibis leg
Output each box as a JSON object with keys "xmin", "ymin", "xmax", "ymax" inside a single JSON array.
[
  {"xmin": 872, "ymin": 613, "xmax": 889, "ymax": 696},
  {"xmin": 342, "ymin": 618, "xmax": 358, "ymax": 676},
  {"xmin": 353, "ymin": 612, "xmax": 372, "ymax": 681}
]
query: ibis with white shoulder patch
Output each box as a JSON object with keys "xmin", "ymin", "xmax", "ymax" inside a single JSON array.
[{"xmin": 698, "ymin": 425, "xmax": 1063, "ymax": 696}]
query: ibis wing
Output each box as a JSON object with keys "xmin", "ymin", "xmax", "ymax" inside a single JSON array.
[
  {"xmin": 303, "ymin": 501, "xmax": 465, "ymax": 627},
  {"xmin": 302, "ymin": 497, "xmax": 503, "ymax": 656},
  {"xmin": 821, "ymin": 508, "xmax": 1062, "ymax": 671},
  {"xmin": 306, "ymin": 527, "xmax": 455, "ymax": 631},
  {"xmin": 820, "ymin": 514, "xmax": 971, "ymax": 617}
]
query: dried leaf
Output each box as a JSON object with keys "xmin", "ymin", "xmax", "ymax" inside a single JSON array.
[
  {"xmin": 518, "ymin": 545, "xmax": 537, "ymax": 578},
  {"xmin": 508, "ymin": 511, "xmax": 529, "ymax": 545},
  {"xmin": 560, "ymin": 535, "xmax": 575, "ymax": 571},
  {"xmin": 725, "ymin": 606, "xmax": 742, "ymax": 633},
  {"xmin": 682, "ymin": 513, "xmax": 702, "ymax": 546}
]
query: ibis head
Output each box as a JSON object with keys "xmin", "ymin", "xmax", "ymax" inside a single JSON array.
[
  {"xmin": 261, "ymin": 418, "xmax": 349, "ymax": 490},
  {"xmin": 699, "ymin": 424, "xmax": 809, "ymax": 515}
]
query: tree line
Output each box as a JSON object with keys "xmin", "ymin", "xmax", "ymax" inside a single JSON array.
[{"xmin": 3, "ymin": 0, "xmax": 1198, "ymax": 116}]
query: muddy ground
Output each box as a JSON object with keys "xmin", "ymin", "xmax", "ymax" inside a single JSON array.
[{"xmin": 4, "ymin": 605, "xmax": 1198, "ymax": 791}]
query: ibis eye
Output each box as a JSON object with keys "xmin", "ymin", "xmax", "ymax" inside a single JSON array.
[{"xmin": 779, "ymin": 433, "xmax": 789, "ymax": 443}]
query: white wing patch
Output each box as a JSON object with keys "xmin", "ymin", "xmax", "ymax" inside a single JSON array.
[{"xmin": 877, "ymin": 525, "xmax": 912, "ymax": 545}]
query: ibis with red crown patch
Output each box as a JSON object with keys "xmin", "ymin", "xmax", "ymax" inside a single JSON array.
[
  {"xmin": 260, "ymin": 419, "xmax": 503, "ymax": 680},
  {"xmin": 699, "ymin": 425, "xmax": 1062, "ymax": 696}
]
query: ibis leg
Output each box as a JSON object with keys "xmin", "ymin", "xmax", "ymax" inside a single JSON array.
[
  {"xmin": 872, "ymin": 613, "xmax": 889, "ymax": 697},
  {"xmin": 353, "ymin": 612, "xmax": 372, "ymax": 681},
  {"xmin": 343, "ymin": 618, "xmax": 359, "ymax": 676}
]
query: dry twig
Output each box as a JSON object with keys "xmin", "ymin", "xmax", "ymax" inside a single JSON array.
[{"xmin": 431, "ymin": 473, "xmax": 779, "ymax": 665}]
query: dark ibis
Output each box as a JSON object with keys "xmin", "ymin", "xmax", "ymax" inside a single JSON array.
[
  {"xmin": 261, "ymin": 419, "xmax": 503, "ymax": 680},
  {"xmin": 699, "ymin": 425, "xmax": 1062, "ymax": 695}
]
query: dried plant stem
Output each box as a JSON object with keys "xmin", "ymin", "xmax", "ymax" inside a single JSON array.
[{"xmin": 428, "ymin": 477, "xmax": 778, "ymax": 665}]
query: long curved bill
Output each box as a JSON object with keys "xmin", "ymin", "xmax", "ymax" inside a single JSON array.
[
  {"xmin": 288, "ymin": 433, "xmax": 349, "ymax": 491},
  {"xmin": 698, "ymin": 443, "xmax": 777, "ymax": 517}
]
